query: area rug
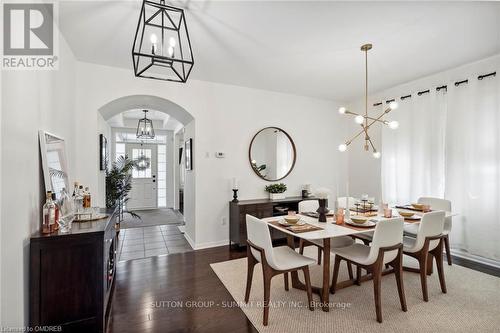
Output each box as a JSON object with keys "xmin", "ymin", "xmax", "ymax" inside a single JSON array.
[{"xmin": 210, "ymin": 247, "xmax": 500, "ymax": 332}]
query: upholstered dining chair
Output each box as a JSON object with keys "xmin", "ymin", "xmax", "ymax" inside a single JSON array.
[
  {"xmin": 404, "ymin": 197, "xmax": 453, "ymax": 265},
  {"xmin": 245, "ymin": 214, "xmax": 315, "ymax": 326},
  {"xmin": 297, "ymin": 200, "xmax": 354, "ymax": 279},
  {"xmin": 337, "ymin": 196, "xmax": 358, "ymax": 209},
  {"xmin": 403, "ymin": 210, "xmax": 447, "ymax": 302},
  {"xmin": 330, "ymin": 218, "xmax": 407, "ymax": 323}
]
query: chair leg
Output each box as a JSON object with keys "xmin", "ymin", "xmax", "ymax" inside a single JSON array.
[
  {"xmin": 317, "ymin": 247, "xmax": 322, "ymax": 265},
  {"xmin": 355, "ymin": 265, "xmax": 362, "ymax": 286},
  {"xmin": 330, "ymin": 256, "xmax": 341, "ymax": 294},
  {"xmin": 426, "ymin": 253, "xmax": 434, "ymax": 275},
  {"xmin": 284, "ymin": 272, "xmax": 289, "ymax": 291},
  {"xmin": 419, "ymin": 254, "xmax": 429, "ymax": 302},
  {"xmin": 373, "ymin": 264, "xmax": 383, "ymax": 323},
  {"xmin": 244, "ymin": 256, "xmax": 256, "ymax": 303},
  {"xmin": 346, "ymin": 262, "xmax": 354, "ymax": 280},
  {"xmin": 262, "ymin": 269, "xmax": 272, "ymax": 326},
  {"xmin": 433, "ymin": 242, "xmax": 447, "ymax": 294},
  {"xmin": 444, "ymin": 234, "xmax": 452, "ymax": 266},
  {"xmin": 302, "ymin": 266, "xmax": 314, "ymax": 311},
  {"xmin": 299, "ymin": 239, "xmax": 305, "ymax": 255},
  {"xmin": 393, "ymin": 255, "xmax": 407, "ymax": 312}
]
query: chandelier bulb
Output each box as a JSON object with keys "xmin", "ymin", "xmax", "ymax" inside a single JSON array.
[
  {"xmin": 168, "ymin": 46, "xmax": 174, "ymax": 57},
  {"xmin": 338, "ymin": 144, "xmax": 348, "ymax": 152},
  {"xmin": 388, "ymin": 120, "xmax": 399, "ymax": 129},
  {"xmin": 338, "ymin": 107, "xmax": 347, "ymax": 114},
  {"xmin": 373, "ymin": 151, "xmax": 381, "ymax": 159},
  {"xmin": 355, "ymin": 115, "xmax": 364, "ymax": 124},
  {"xmin": 389, "ymin": 101, "xmax": 399, "ymax": 110},
  {"xmin": 169, "ymin": 37, "xmax": 176, "ymax": 47}
]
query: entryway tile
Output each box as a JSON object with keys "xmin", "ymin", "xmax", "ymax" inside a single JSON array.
[{"xmin": 145, "ymin": 241, "xmax": 167, "ymax": 250}]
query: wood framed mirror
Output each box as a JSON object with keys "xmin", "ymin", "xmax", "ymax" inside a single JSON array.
[{"xmin": 248, "ymin": 127, "xmax": 296, "ymax": 181}]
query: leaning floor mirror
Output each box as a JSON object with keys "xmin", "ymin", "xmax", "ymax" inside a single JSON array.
[{"xmin": 39, "ymin": 131, "xmax": 70, "ymax": 200}]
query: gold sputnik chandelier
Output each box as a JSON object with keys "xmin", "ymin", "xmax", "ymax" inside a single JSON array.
[{"xmin": 338, "ymin": 43, "xmax": 399, "ymax": 159}]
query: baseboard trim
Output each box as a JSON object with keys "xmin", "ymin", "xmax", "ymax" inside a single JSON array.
[
  {"xmin": 193, "ymin": 240, "xmax": 229, "ymax": 250},
  {"xmin": 183, "ymin": 232, "xmax": 196, "ymax": 249},
  {"xmin": 451, "ymin": 249, "xmax": 500, "ymax": 277}
]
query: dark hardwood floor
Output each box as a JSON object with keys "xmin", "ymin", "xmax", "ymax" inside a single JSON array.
[
  {"xmin": 107, "ymin": 244, "xmax": 500, "ymax": 333},
  {"xmin": 107, "ymin": 245, "xmax": 257, "ymax": 333}
]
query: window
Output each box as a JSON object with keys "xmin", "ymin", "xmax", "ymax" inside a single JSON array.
[
  {"xmin": 115, "ymin": 143, "xmax": 125, "ymax": 162},
  {"xmin": 157, "ymin": 144, "xmax": 167, "ymax": 207}
]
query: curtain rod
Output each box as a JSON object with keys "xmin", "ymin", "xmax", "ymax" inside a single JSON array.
[{"xmin": 371, "ymin": 70, "xmax": 496, "ymax": 107}]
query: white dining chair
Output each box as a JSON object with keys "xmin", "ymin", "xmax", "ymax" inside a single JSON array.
[
  {"xmin": 337, "ymin": 196, "xmax": 358, "ymax": 209},
  {"xmin": 330, "ymin": 218, "xmax": 407, "ymax": 323},
  {"xmin": 244, "ymin": 214, "xmax": 315, "ymax": 326},
  {"xmin": 403, "ymin": 210, "xmax": 447, "ymax": 302},
  {"xmin": 297, "ymin": 200, "xmax": 355, "ymax": 276},
  {"xmin": 298, "ymin": 199, "xmax": 319, "ymax": 213},
  {"xmin": 404, "ymin": 197, "xmax": 453, "ymax": 265}
]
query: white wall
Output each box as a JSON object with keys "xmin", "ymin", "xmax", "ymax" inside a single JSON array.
[
  {"xmin": 0, "ymin": 36, "xmax": 77, "ymax": 326},
  {"xmin": 73, "ymin": 62, "xmax": 349, "ymax": 249},
  {"xmin": 348, "ymin": 53, "xmax": 500, "ymax": 202}
]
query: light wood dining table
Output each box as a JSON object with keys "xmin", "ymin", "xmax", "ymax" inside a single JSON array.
[{"xmin": 263, "ymin": 209, "xmax": 456, "ymax": 312}]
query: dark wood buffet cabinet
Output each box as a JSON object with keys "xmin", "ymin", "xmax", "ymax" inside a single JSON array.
[
  {"xmin": 29, "ymin": 208, "xmax": 117, "ymax": 333},
  {"xmin": 229, "ymin": 196, "xmax": 319, "ymax": 248}
]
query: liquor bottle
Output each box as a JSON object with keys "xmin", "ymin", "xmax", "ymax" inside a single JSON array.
[
  {"xmin": 42, "ymin": 191, "xmax": 56, "ymax": 234},
  {"xmin": 75, "ymin": 185, "xmax": 84, "ymax": 213},
  {"xmin": 51, "ymin": 192, "xmax": 59, "ymax": 231},
  {"xmin": 72, "ymin": 182, "xmax": 79, "ymax": 197},
  {"xmin": 59, "ymin": 188, "xmax": 74, "ymax": 233},
  {"xmin": 83, "ymin": 187, "xmax": 91, "ymax": 209}
]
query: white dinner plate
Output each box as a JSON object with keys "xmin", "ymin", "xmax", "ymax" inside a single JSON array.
[
  {"xmin": 279, "ymin": 219, "xmax": 306, "ymax": 226},
  {"xmin": 346, "ymin": 220, "xmax": 376, "ymax": 228}
]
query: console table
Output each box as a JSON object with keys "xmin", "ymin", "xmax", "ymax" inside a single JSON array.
[
  {"xmin": 29, "ymin": 208, "xmax": 117, "ymax": 333},
  {"xmin": 229, "ymin": 196, "xmax": 320, "ymax": 248}
]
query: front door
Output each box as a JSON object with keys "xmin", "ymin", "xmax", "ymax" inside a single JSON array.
[{"xmin": 126, "ymin": 143, "xmax": 157, "ymax": 210}]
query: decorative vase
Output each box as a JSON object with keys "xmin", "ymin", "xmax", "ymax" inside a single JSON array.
[
  {"xmin": 270, "ymin": 193, "xmax": 286, "ymax": 200},
  {"xmin": 316, "ymin": 198, "xmax": 329, "ymax": 222}
]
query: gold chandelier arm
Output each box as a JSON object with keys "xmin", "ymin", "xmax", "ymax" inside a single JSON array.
[
  {"xmin": 365, "ymin": 107, "xmax": 392, "ymax": 130},
  {"xmin": 345, "ymin": 127, "xmax": 365, "ymax": 145},
  {"xmin": 367, "ymin": 137, "xmax": 377, "ymax": 151}
]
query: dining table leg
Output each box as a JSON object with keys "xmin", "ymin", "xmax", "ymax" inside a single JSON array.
[
  {"xmin": 287, "ymin": 235, "xmax": 302, "ymax": 289},
  {"xmin": 321, "ymin": 238, "xmax": 331, "ymax": 312}
]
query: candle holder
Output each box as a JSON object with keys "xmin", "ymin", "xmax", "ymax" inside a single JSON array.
[
  {"xmin": 316, "ymin": 198, "xmax": 328, "ymax": 222},
  {"xmin": 232, "ymin": 189, "xmax": 239, "ymax": 203}
]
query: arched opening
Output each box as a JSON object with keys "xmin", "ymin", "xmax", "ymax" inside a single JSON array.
[{"xmin": 98, "ymin": 95, "xmax": 195, "ymax": 260}]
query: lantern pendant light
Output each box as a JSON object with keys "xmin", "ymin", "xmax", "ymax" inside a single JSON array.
[
  {"xmin": 132, "ymin": 0, "xmax": 194, "ymax": 82},
  {"xmin": 136, "ymin": 110, "xmax": 155, "ymax": 139}
]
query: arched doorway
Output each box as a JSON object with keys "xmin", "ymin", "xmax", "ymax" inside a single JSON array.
[{"xmin": 98, "ymin": 95, "xmax": 195, "ymax": 261}]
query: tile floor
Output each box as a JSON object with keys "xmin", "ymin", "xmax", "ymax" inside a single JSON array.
[{"xmin": 117, "ymin": 225, "xmax": 193, "ymax": 261}]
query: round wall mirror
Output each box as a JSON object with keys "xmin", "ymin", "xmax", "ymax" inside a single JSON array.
[{"xmin": 249, "ymin": 127, "xmax": 296, "ymax": 181}]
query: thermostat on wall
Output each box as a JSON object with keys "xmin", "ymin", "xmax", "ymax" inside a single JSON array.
[{"xmin": 215, "ymin": 152, "xmax": 225, "ymax": 158}]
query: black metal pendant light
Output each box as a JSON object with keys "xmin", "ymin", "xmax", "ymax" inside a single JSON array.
[
  {"xmin": 132, "ymin": 0, "xmax": 194, "ymax": 83},
  {"xmin": 136, "ymin": 110, "xmax": 155, "ymax": 139}
]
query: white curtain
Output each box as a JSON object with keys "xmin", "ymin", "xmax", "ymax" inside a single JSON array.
[
  {"xmin": 445, "ymin": 77, "xmax": 500, "ymax": 261},
  {"xmin": 381, "ymin": 90, "xmax": 447, "ymax": 205},
  {"xmin": 381, "ymin": 75, "xmax": 500, "ymax": 262}
]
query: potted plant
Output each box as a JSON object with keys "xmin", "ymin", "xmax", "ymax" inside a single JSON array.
[
  {"xmin": 265, "ymin": 183, "xmax": 287, "ymax": 200},
  {"xmin": 105, "ymin": 155, "xmax": 141, "ymax": 231}
]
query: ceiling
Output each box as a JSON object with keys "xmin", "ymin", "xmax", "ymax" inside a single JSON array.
[
  {"xmin": 107, "ymin": 109, "xmax": 183, "ymax": 131},
  {"xmin": 59, "ymin": 1, "xmax": 500, "ymax": 102}
]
